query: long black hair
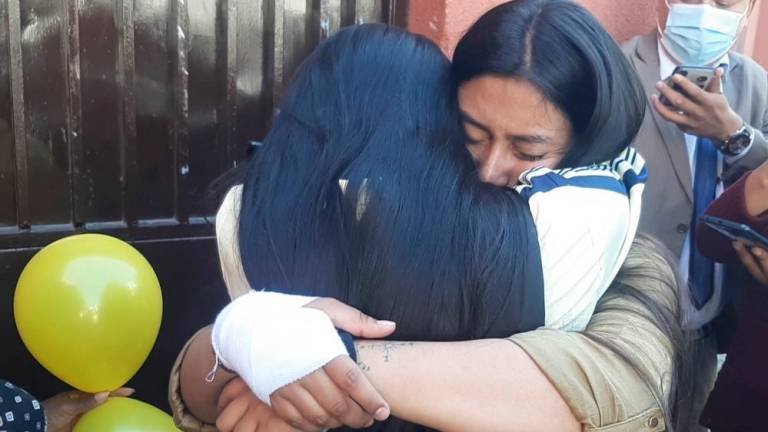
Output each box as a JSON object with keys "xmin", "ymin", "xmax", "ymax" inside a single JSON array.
[
  {"xmin": 454, "ymin": 3, "xmax": 691, "ymax": 430},
  {"xmin": 237, "ymin": 24, "xmax": 544, "ymax": 342},
  {"xmin": 452, "ymin": 0, "xmax": 646, "ymax": 168}
]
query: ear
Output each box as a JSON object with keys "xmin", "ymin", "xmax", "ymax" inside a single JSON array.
[{"xmin": 656, "ymin": 0, "xmax": 670, "ymax": 32}]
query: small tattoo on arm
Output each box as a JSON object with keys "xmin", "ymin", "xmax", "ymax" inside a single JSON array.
[
  {"xmin": 357, "ymin": 360, "xmax": 371, "ymax": 372},
  {"xmin": 357, "ymin": 341, "xmax": 415, "ymax": 363}
]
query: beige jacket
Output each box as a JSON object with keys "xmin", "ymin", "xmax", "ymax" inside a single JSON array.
[{"xmin": 168, "ymin": 187, "xmax": 677, "ymax": 431}]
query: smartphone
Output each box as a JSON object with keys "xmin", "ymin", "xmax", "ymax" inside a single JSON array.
[
  {"xmin": 660, "ymin": 66, "xmax": 717, "ymax": 108},
  {"xmin": 700, "ymin": 214, "xmax": 768, "ymax": 249}
]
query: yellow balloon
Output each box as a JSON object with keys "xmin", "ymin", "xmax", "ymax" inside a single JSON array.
[
  {"xmin": 74, "ymin": 397, "xmax": 179, "ymax": 432},
  {"xmin": 14, "ymin": 234, "xmax": 162, "ymax": 393}
]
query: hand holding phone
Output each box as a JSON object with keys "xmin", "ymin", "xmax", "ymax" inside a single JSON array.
[
  {"xmin": 659, "ymin": 66, "xmax": 716, "ymax": 108},
  {"xmin": 700, "ymin": 214, "xmax": 768, "ymax": 250},
  {"xmin": 733, "ymin": 241, "xmax": 768, "ymax": 286},
  {"xmin": 652, "ymin": 66, "xmax": 744, "ymax": 147}
]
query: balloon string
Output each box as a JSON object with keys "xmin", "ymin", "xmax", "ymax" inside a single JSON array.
[{"xmin": 205, "ymin": 356, "xmax": 220, "ymax": 383}]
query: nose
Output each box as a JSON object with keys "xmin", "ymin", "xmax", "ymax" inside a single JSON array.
[{"xmin": 476, "ymin": 143, "xmax": 513, "ymax": 187}]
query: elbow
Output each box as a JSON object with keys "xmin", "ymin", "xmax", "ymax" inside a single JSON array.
[{"xmin": 178, "ymin": 327, "xmax": 220, "ymax": 424}]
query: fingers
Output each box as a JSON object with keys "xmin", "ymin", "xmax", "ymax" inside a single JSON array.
[
  {"xmin": 109, "ymin": 388, "xmax": 135, "ymax": 398},
  {"xmin": 752, "ymin": 247, "xmax": 767, "ymax": 259},
  {"xmin": 301, "ymin": 369, "xmax": 373, "ymax": 428},
  {"xmin": 305, "ymin": 298, "xmax": 396, "ymax": 339},
  {"xmin": 281, "ymin": 385, "xmax": 343, "ymax": 430},
  {"xmin": 216, "ymin": 392, "xmax": 252, "ymax": 432},
  {"xmin": 749, "ymin": 246, "xmax": 768, "ymax": 284},
  {"xmin": 218, "ymin": 378, "xmax": 251, "ymax": 414},
  {"xmin": 668, "ymin": 74, "xmax": 708, "ymax": 103},
  {"xmin": 651, "ymin": 95, "xmax": 692, "ymax": 129},
  {"xmin": 734, "ymin": 242, "xmax": 768, "ymax": 285},
  {"xmin": 70, "ymin": 387, "xmax": 134, "ymax": 413},
  {"xmin": 115, "ymin": 389, "xmax": 134, "ymax": 397},
  {"xmin": 272, "ymin": 395, "xmax": 322, "ymax": 432},
  {"xmin": 656, "ymin": 79, "xmax": 699, "ymax": 114},
  {"xmin": 92, "ymin": 392, "xmax": 109, "ymax": 405},
  {"xmin": 325, "ymin": 356, "xmax": 390, "ymax": 421},
  {"xmin": 65, "ymin": 391, "xmax": 109, "ymax": 415},
  {"xmin": 734, "ymin": 240, "xmax": 750, "ymax": 258},
  {"xmin": 706, "ymin": 68, "xmax": 725, "ymax": 94},
  {"xmin": 232, "ymin": 410, "xmax": 262, "ymax": 432}
]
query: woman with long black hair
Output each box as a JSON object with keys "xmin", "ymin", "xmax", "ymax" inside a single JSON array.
[{"xmin": 171, "ymin": 1, "xmax": 692, "ymax": 431}]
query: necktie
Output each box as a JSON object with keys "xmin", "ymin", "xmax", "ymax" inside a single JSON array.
[{"xmin": 689, "ymin": 137, "xmax": 719, "ymax": 307}]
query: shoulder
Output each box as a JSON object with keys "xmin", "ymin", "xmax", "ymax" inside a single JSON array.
[
  {"xmin": 516, "ymin": 149, "xmax": 647, "ymax": 201},
  {"xmin": 216, "ymin": 185, "xmax": 243, "ymax": 232},
  {"xmin": 729, "ymin": 52, "xmax": 768, "ymax": 90},
  {"xmin": 620, "ymin": 32, "xmax": 656, "ymax": 60},
  {"xmin": 215, "ymin": 185, "xmax": 251, "ymax": 299},
  {"xmin": 620, "ymin": 34, "xmax": 642, "ymax": 58},
  {"xmin": 730, "ymin": 51, "xmax": 767, "ymax": 76}
]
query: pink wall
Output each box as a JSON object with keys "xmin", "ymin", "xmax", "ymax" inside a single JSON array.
[
  {"xmin": 749, "ymin": 1, "xmax": 768, "ymax": 67},
  {"xmin": 409, "ymin": 0, "xmax": 768, "ymax": 68}
]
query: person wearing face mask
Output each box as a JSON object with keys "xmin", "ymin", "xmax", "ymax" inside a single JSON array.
[{"xmin": 622, "ymin": 0, "xmax": 768, "ymax": 430}]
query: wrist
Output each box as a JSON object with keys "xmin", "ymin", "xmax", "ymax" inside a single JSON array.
[
  {"xmin": 717, "ymin": 114, "xmax": 744, "ymax": 142},
  {"xmin": 715, "ymin": 119, "xmax": 753, "ymax": 157}
]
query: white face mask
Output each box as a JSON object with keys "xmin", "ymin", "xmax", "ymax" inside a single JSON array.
[{"xmin": 660, "ymin": 2, "xmax": 747, "ymax": 66}]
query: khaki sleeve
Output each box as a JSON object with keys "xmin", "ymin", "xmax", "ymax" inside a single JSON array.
[
  {"xmin": 216, "ymin": 185, "xmax": 251, "ymax": 300},
  {"xmin": 168, "ymin": 186, "xmax": 248, "ymax": 431},
  {"xmin": 509, "ymin": 241, "xmax": 677, "ymax": 431},
  {"xmin": 168, "ymin": 328, "xmax": 218, "ymax": 432}
]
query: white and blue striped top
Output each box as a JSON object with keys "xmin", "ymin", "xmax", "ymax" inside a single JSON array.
[{"xmin": 515, "ymin": 148, "xmax": 648, "ymax": 331}]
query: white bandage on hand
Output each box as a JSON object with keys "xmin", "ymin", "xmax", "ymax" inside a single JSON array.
[{"xmin": 211, "ymin": 290, "xmax": 350, "ymax": 404}]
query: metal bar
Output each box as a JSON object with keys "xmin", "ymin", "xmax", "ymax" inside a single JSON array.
[
  {"xmin": 20, "ymin": 0, "xmax": 72, "ymax": 225},
  {"xmin": 236, "ymin": 0, "xmax": 272, "ymax": 148},
  {"xmin": 186, "ymin": 0, "xmax": 227, "ymax": 217},
  {"xmin": 118, "ymin": 0, "xmax": 138, "ymax": 226},
  {"xmin": 388, "ymin": 0, "xmax": 409, "ymax": 27},
  {"xmin": 173, "ymin": 0, "xmax": 191, "ymax": 224},
  {"xmin": 0, "ymin": 0, "xmax": 17, "ymax": 227},
  {"xmin": 272, "ymin": 0, "xmax": 285, "ymax": 105},
  {"xmin": 133, "ymin": 0, "xmax": 175, "ymax": 220},
  {"xmin": 319, "ymin": 0, "xmax": 341, "ymax": 40},
  {"xmin": 64, "ymin": 0, "xmax": 83, "ymax": 226},
  {"xmin": 281, "ymin": 0, "xmax": 309, "ymax": 101},
  {"xmin": 355, "ymin": 0, "xmax": 384, "ymax": 25},
  {"xmin": 223, "ymin": 0, "xmax": 237, "ymax": 169},
  {"xmin": 7, "ymin": 0, "xmax": 28, "ymax": 229}
]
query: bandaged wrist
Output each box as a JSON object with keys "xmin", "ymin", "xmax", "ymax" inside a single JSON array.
[{"xmin": 211, "ymin": 290, "xmax": 350, "ymax": 404}]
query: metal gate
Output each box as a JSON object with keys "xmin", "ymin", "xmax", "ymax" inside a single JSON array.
[{"xmin": 0, "ymin": 0, "xmax": 407, "ymax": 410}]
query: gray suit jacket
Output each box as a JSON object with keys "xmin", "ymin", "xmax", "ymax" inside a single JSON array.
[{"xmin": 622, "ymin": 32, "xmax": 768, "ymax": 259}]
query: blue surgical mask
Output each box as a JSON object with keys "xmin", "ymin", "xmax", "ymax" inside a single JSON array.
[{"xmin": 661, "ymin": 3, "xmax": 746, "ymax": 66}]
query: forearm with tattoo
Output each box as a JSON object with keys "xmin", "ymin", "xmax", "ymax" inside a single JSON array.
[
  {"xmin": 356, "ymin": 341, "xmax": 415, "ymax": 371},
  {"xmin": 350, "ymin": 338, "xmax": 579, "ymax": 432}
]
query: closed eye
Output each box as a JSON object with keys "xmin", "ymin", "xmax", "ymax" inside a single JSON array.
[{"xmin": 517, "ymin": 153, "xmax": 546, "ymax": 162}]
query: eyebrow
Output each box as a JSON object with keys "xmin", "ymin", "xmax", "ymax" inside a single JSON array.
[
  {"xmin": 459, "ymin": 111, "xmax": 492, "ymax": 136},
  {"xmin": 507, "ymin": 134, "xmax": 553, "ymax": 145},
  {"xmin": 459, "ymin": 110, "xmax": 554, "ymax": 145}
]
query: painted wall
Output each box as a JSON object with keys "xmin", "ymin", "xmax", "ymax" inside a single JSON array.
[
  {"xmin": 747, "ymin": 1, "xmax": 768, "ymax": 67},
  {"xmin": 410, "ymin": 0, "xmax": 768, "ymax": 68}
]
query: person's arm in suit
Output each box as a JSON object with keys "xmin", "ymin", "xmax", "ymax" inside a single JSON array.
[{"xmin": 722, "ymin": 72, "xmax": 768, "ymax": 182}]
